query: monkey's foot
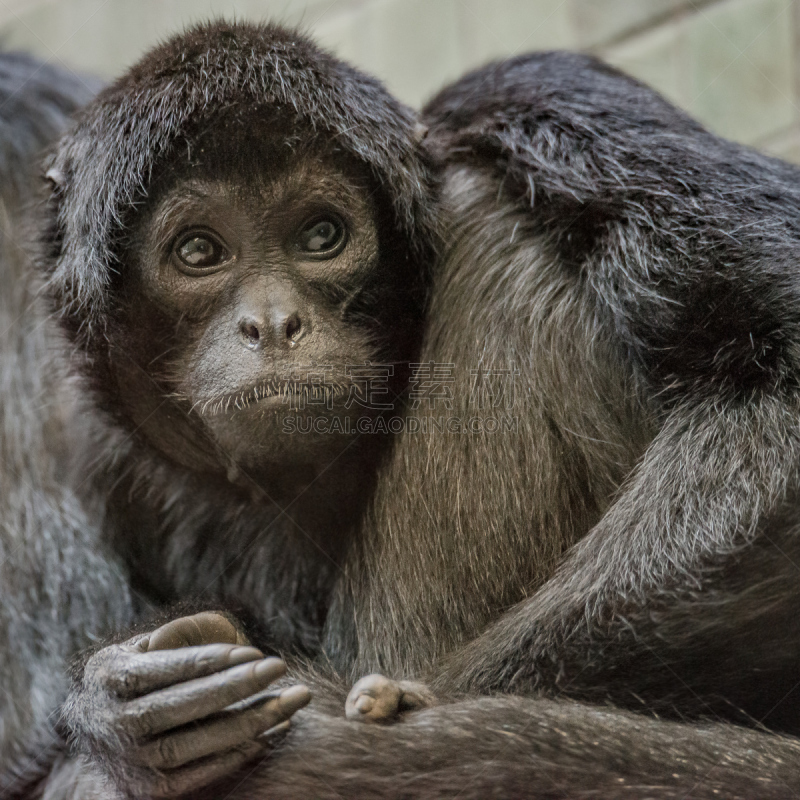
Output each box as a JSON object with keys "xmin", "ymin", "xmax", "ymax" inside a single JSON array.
[{"xmin": 345, "ymin": 674, "xmax": 436, "ymax": 723}]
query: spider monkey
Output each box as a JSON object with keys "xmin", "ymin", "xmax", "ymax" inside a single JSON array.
[{"xmin": 3, "ymin": 20, "xmax": 800, "ymax": 800}]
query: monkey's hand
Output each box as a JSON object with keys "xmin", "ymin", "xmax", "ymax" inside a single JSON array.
[
  {"xmin": 345, "ymin": 674, "xmax": 435, "ymax": 723},
  {"xmin": 64, "ymin": 611, "xmax": 311, "ymax": 798}
]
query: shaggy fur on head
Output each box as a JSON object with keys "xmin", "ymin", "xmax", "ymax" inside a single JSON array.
[{"xmin": 42, "ymin": 20, "xmax": 438, "ymax": 342}]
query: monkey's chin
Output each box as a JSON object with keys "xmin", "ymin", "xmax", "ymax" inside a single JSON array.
[{"xmin": 206, "ymin": 403, "xmax": 363, "ymax": 471}]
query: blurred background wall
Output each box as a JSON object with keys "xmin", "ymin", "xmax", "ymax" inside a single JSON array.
[{"xmin": 0, "ymin": 0, "xmax": 797, "ymax": 161}]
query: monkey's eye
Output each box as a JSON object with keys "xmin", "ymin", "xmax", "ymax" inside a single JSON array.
[
  {"xmin": 296, "ymin": 216, "xmax": 347, "ymax": 259},
  {"xmin": 173, "ymin": 232, "xmax": 230, "ymax": 273}
]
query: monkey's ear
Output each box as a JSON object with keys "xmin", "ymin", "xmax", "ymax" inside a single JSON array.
[
  {"xmin": 45, "ymin": 165, "xmax": 66, "ymax": 192},
  {"xmin": 44, "ymin": 152, "xmax": 68, "ymax": 194}
]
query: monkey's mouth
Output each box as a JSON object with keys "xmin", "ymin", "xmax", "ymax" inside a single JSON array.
[{"xmin": 192, "ymin": 378, "xmax": 351, "ymax": 417}]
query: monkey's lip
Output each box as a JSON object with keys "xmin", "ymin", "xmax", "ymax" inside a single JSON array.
[{"xmin": 192, "ymin": 379, "xmax": 350, "ymax": 417}]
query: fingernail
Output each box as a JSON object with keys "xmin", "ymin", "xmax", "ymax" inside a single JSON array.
[
  {"xmin": 228, "ymin": 646, "xmax": 263, "ymax": 665},
  {"xmin": 260, "ymin": 719, "xmax": 291, "ymax": 739},
  {"xmin": 279, "ymin": 685, "xmax": 311, "ymax": 712},
  {"xmin": 254, "ymin": 657, "xmax": 286, "ymax": 680},
  {"xmin": 240, "ymin": 740, "xmax": 265, "ymax": 756},
  {"xmin": 355, "ymin": 695, "xmax": 375, "ymax": 713}
]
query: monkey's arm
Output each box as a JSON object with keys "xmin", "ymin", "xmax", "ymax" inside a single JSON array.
[
  {"xmin": 401, "ymin": 52, "xmax": 800, "ymax": 725},
  {"xmin": 434, "ymin": 394, "xmax": 800, "ymax": 723},
  {"xmin": 0, "ymin": 484, "xmax": 135, "ymax": 796},
  {"xmin": 37, "ymin": 690, "xmax": 800, "ymax": 800},
  {"xmin": 236, "ymin": 695, "xmax": 800, "ymax": 800}
]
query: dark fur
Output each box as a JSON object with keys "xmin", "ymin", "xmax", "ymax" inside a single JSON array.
[
  {"xmin": 240, "ymin": 695, "xmax": 800, "ymax": 800},
  {"xmin": 407, "ymin": 54, "xmax": 800, "ymax": 726},
  {"xmin": 4, "ymin": 22, "xmax": 800, "ymax": 800},
  {"xmin": 0, "ymin": 54, "xmax": 127, "ymax": 795}
]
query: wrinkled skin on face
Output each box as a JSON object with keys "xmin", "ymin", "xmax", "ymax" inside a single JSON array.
[{"xmin": 113, "ymin": 132, "xmax": 423, "ymax": 482}]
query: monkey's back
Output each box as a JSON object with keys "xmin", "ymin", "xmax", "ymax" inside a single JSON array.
[{"xmin": 423, "ymin": 50, "xmax": 800, "ymax": 400}]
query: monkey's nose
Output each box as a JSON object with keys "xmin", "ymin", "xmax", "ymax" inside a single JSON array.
[{"xmin": 239, "ymin": 312, "xmax": 306, "ymax": 349}]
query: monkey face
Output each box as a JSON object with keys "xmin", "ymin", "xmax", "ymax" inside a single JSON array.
[
  {"xmin": 42, "ymin": 21, "xmax": 437, "ymax": 486},
  {"xmin": 112, "ymin": 148, "xmax": 421, "ymax": 477}
]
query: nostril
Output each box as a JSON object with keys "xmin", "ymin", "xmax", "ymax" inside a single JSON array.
[
  {"xmin": 240, "ymin": 320, "xmax": 261, "ymax": 345},
  {"xmin": 285, "ymin": 314, "xmax": 302, "ymax": 341}
]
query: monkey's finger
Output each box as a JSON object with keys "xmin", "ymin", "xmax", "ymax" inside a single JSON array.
[
  {"xmin": 106, "ymin": 644, "xmax": 266, "ymax": 698},
  {"xmin": 148, "ymin": 741, "xmax": 267, "ymax": 799},
  {"xmin": 133, "ymin": 687, "xmax": 309, "ymax": 769},
  {"xmin": 121, "ymin": 658, "xmax": 288, "ymax": 736},
  {"xmin": 145, "ymin": 612, "xmax": 249, "ymax": 651},
  {"xmin": 345, "ymin": 674, "xmax": 402, "ymax": 722}
]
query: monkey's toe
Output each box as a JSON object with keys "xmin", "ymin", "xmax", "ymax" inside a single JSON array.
[{"xmin": 345, "ymin": 674, "xmax": 404, "ymax": 723}]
